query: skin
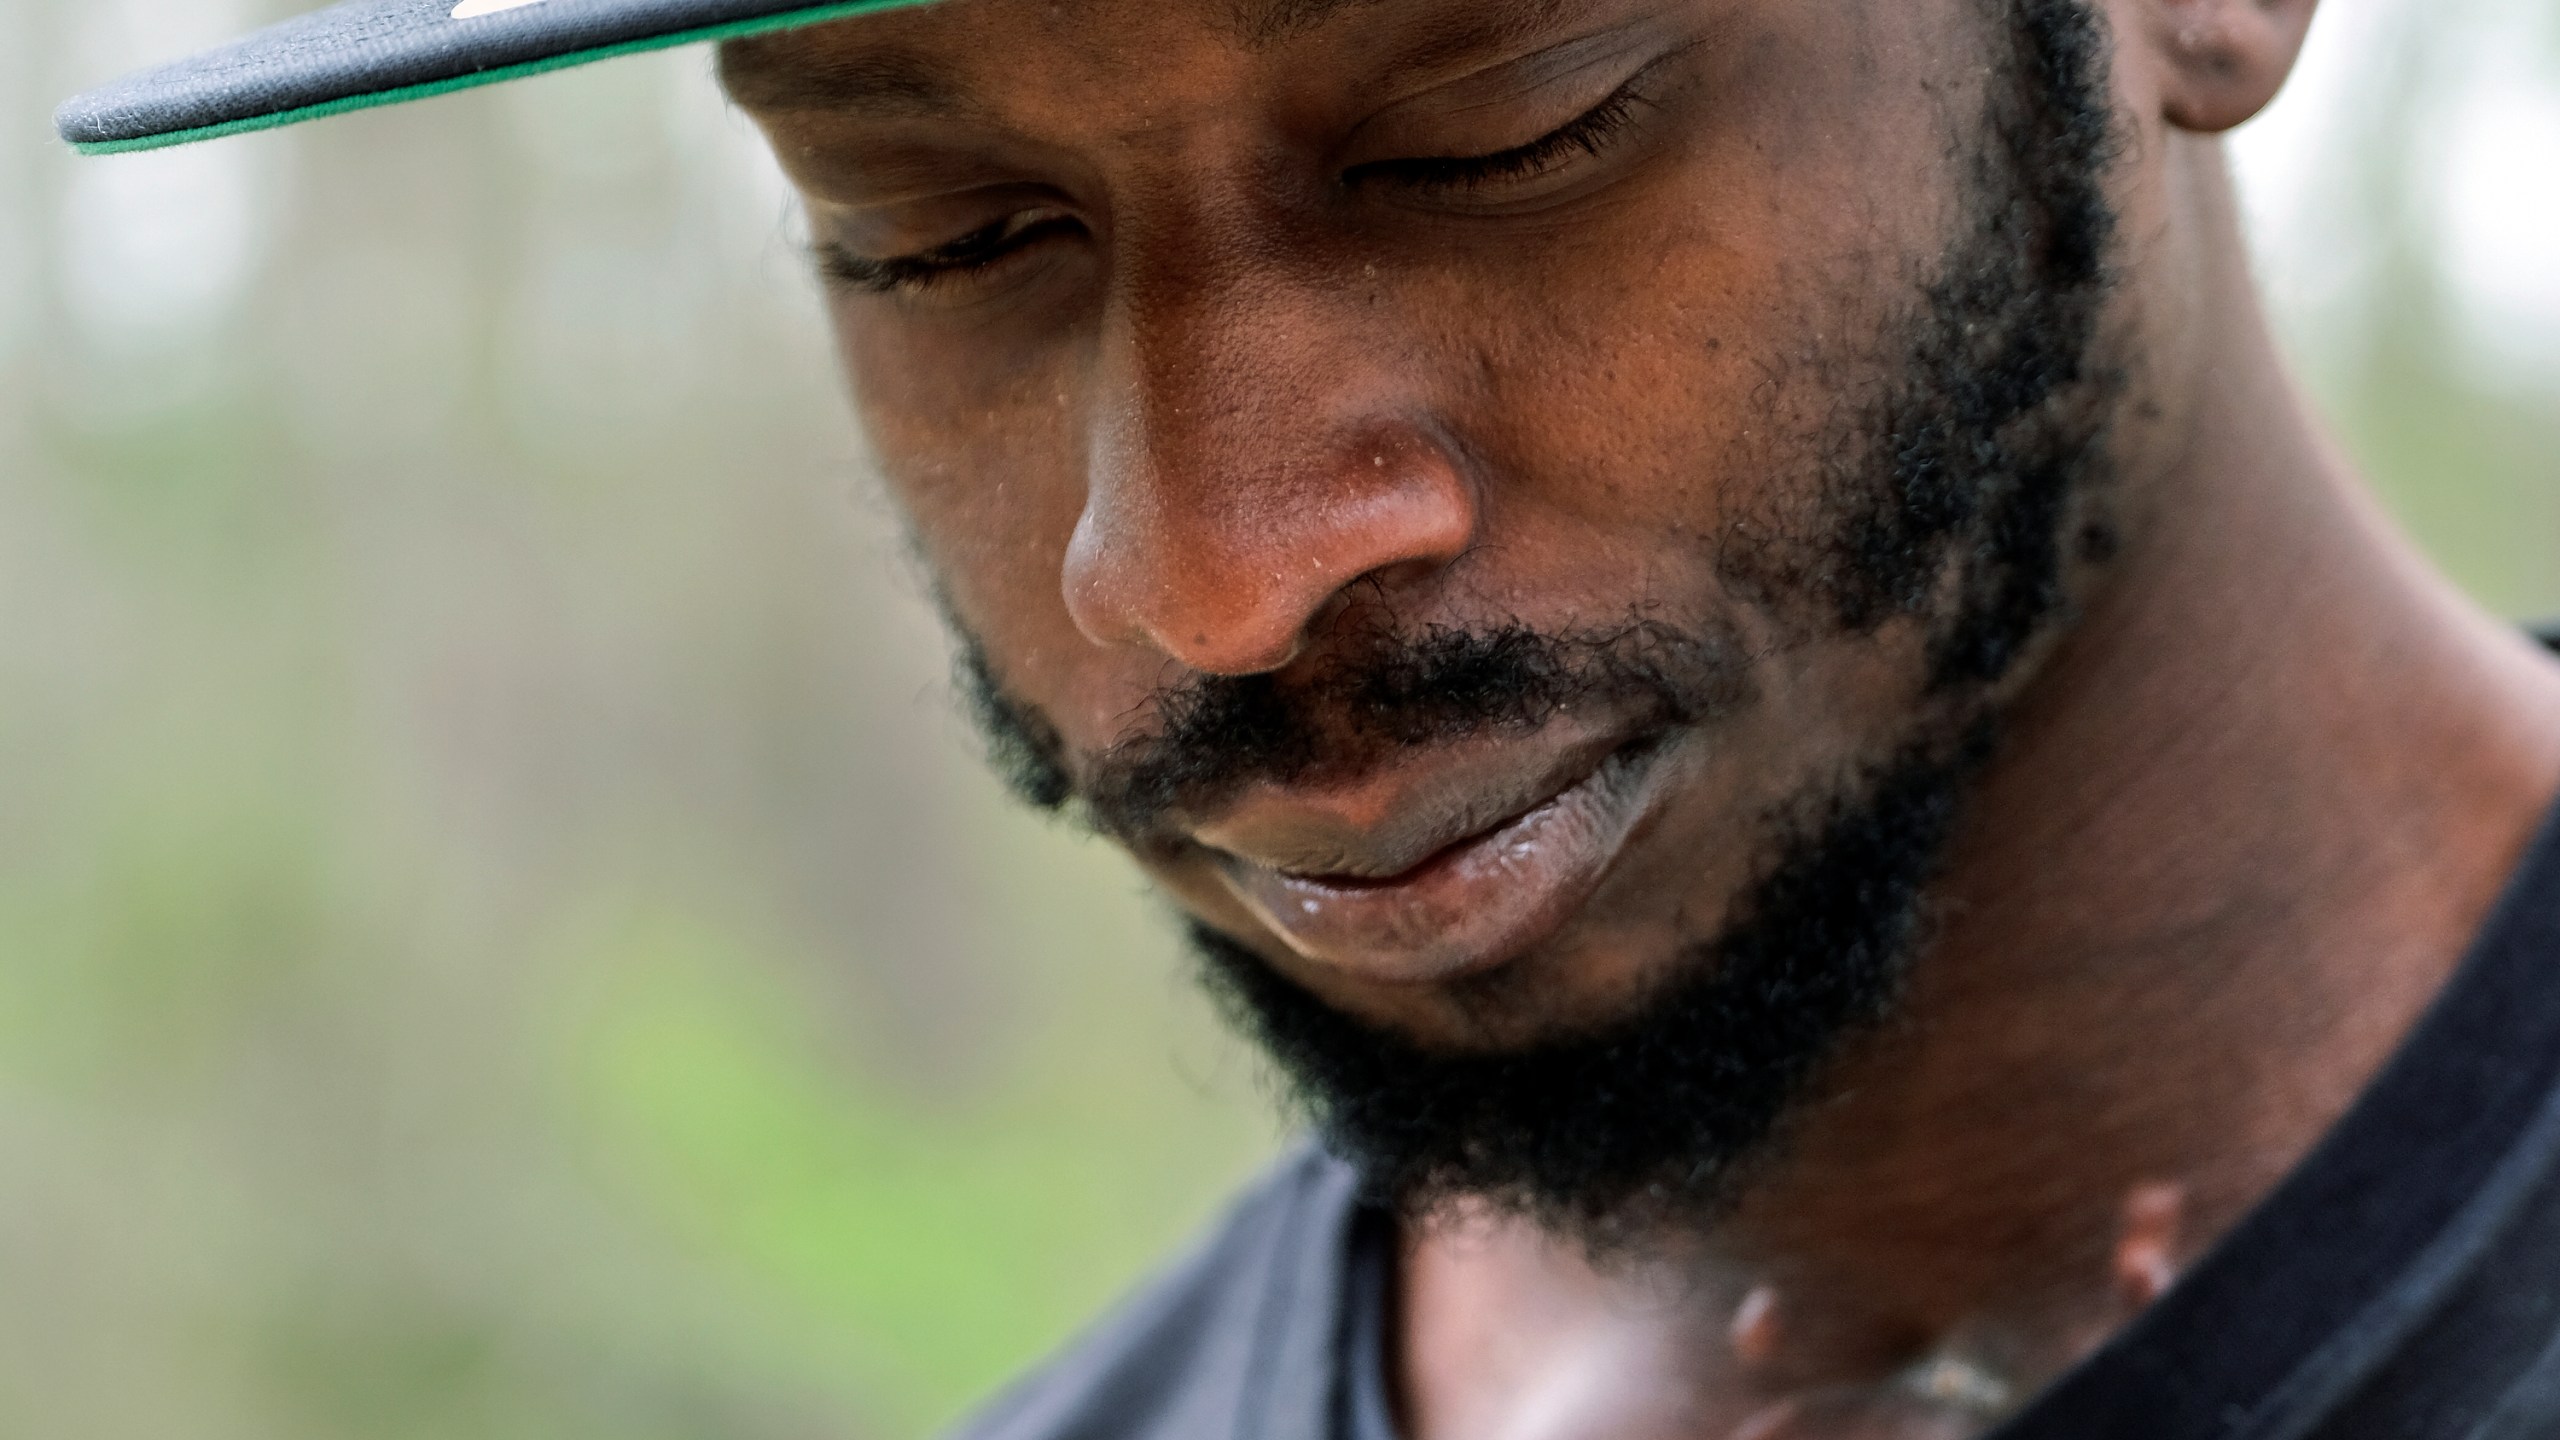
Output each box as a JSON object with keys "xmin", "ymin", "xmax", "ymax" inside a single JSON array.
[{"xmin": 723, "ymin": 0, "xmax": 2560, "ymax": 1434}]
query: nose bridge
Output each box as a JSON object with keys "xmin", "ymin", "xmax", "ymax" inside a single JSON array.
[
  {"xmin": 1115, "ymin": 234, "xmax": 1295, "ymax": 515},
  {"xmin": 1066, "ymin": 213, "xmax": 1478, "ymax": 676},
  {"xmin": 1111, "ymin": 248, "xmax": 1330, "ymax": 553}
]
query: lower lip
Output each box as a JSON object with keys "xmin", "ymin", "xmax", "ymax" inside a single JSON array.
[{"xmin": 1216, "ymin": 741, "xmax": 1672, "ymax": 986}]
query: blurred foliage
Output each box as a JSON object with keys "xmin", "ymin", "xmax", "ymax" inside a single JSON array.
[{"xmin": 0, "ymin": 0, "xmax": 2553, "ymax": 1436}]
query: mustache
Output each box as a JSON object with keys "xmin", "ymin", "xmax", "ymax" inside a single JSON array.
[
  {"xmin": 955, "ymin": 616, "xmax": 1755, "ymax": 837},
  {"xmin": 1016, "ymin": 615, "xmax": 1761, "ymax": 842}
]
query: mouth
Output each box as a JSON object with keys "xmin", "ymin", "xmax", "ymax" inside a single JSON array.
[{"xmin": 1195, "ymin": 731, "xmax": 1679, "ymax": 986}]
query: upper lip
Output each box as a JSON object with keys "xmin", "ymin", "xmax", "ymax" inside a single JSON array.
[{"xmin": 1182, "ymin": 724, "xmax": 1635, "ymax": 881}]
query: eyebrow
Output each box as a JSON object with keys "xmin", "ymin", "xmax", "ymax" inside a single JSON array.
[
  {"xmin": 719, "ymin": 0, "xmax": 1581, "ymax": 117},
  {"xmin": 1227, "ymin": 0, "xmax": 1392, "ymax": 47},
  {"xmin": 716, "ymin": 43, "xmax": 976, "ymax": 119},
  {"xmin": 1230, "ymin": 0, "xmax": 1572, "ymax": 54}
]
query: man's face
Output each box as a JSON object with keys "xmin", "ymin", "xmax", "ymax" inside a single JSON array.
[{"xmin": 727, "ymin": 0, "xmax": 2127, "ymax": 1228}]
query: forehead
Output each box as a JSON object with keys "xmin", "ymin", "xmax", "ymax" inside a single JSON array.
[{"xmin": 717, "ymin": 0, "xmax": 1588, "ymax": 120}]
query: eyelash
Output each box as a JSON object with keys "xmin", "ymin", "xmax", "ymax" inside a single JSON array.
[
  {"xmin": 817, "ymin": 210, "xmax": 1085, "ymax": 297},
  {"xmin": 1347, "ymin": 78, "xmax": 1650, "ymax": 194},
  {"xmin": 818, "ymin": 75, "xmax": 1653, "ymax": 297}
]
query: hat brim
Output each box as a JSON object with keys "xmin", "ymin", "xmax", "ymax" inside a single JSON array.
[{"xmin": 57, "ymin": 0, "xmax": 933, "ymax": 156}]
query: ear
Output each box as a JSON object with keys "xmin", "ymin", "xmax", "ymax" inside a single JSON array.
[{"xmin": 2130, "ymin": 0, "xmax": 2321, "ymax": 134}]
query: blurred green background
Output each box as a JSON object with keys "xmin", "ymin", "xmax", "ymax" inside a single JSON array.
[{"xmin": 1, "ymin": 1, "xmax": 2554, "ymax": 1435}]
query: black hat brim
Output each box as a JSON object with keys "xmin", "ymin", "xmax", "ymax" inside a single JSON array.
[{"xmin": 57, "ymin": 0, "xmax": 928, "ymax": 155}]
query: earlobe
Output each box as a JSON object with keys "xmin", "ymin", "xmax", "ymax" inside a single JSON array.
[{"xmin": 2139, "ymin": 0, "xmax": 2320, "ymax": 134}]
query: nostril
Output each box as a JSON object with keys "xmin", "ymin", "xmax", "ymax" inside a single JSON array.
[{"xmin": 1197, "ymin": 626, "xmax": 1311, "ymax": 678}]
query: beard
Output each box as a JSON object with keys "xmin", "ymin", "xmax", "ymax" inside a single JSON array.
[
  {"xmin": 1187, "ymin": 723, "xmax": 1993, "ymax": 1245},
  {"xmin": 946, "ymin": 0, "xmax": 2124, "ymax": 1241}
]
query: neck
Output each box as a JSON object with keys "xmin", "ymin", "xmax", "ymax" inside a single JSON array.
[{"xmin": 1398, "ymin": 142, "xmax": 2560, "ymax": 1436}]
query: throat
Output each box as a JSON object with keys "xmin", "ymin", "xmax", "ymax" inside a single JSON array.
[{"xmin": 1393, "ymin": 1178, "xmax": 2186, "ymax": 1440}]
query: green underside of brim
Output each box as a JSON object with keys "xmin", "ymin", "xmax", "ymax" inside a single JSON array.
[{"xmin": 71, "ymin": 0, "xmax": 936, "ymax": 155}]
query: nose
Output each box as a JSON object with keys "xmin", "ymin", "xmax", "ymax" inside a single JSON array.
[{"xmin": 1060, "ymin": 267, "xmax": 1479, "ymax": 677}]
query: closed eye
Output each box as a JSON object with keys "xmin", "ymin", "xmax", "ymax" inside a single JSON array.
[
  {"xmin": 817, "ymin": 208, "xmax": 1085, "ymax": 297},
  {"xmin": 1346, "ymin": 73, "xmax": 1653, "ymax": 196}
]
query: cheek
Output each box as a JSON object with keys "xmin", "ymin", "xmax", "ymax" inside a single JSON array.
[
  {"xmin": 1421, "ymin": 190, "xmax": 1923, "ymax": 630},
  {"xmin": 1412, "ymin": 22, "xmax": 1959, "ymax": 598},
  {"xmin": 832, "ymin": 301, "xmax": 1117, "ymax": 721}
]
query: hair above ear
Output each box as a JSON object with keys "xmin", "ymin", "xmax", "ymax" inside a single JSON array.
[{"xmin": 2137, "ymin": 0, "xmax": 2320, "ymax": 133}]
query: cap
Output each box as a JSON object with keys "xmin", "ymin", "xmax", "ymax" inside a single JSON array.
[{"xmin": 55, "ymin": 0, "xmax": 930, "ymax": 156}]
